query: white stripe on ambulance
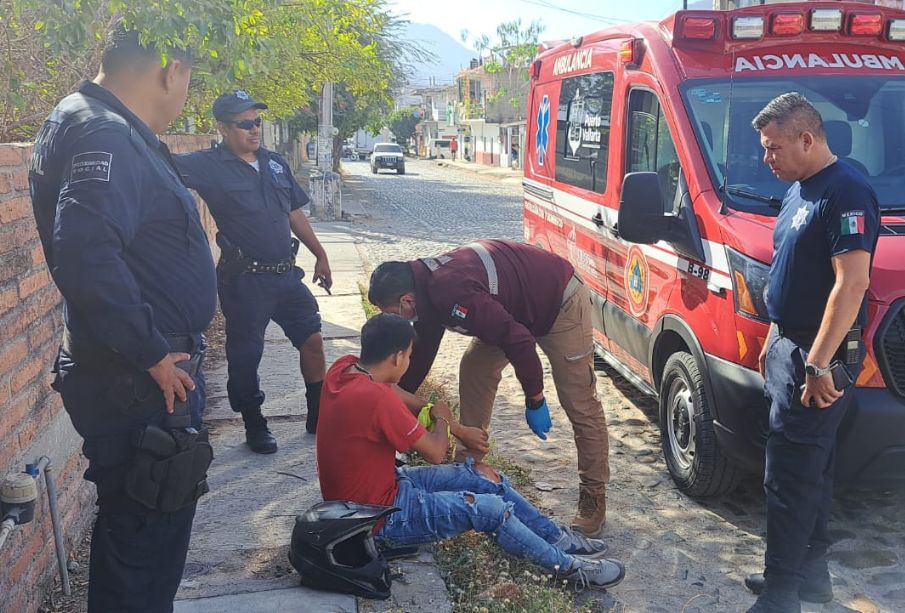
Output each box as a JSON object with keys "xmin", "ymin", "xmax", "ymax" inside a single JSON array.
[{"xmin": 735, "ymin": 53, "xmax": 905, "ymax": 72}]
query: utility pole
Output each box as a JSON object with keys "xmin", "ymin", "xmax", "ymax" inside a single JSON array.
[{"xmin": 311, "ymin": 81, "xmax": 341, "ymax": 220}]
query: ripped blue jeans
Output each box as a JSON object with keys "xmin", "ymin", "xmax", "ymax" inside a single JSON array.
[{"xmin": 377, "ymin": 459, "xmax": 573, "ymax": 572}]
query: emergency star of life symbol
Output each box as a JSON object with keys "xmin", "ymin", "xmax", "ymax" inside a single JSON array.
[
  {"xmin": 791, "ymin": 206, "xmax": 809, "ymax": 231},
  {"xmin": 536, "ymin": 95, "xmax": 550, "ymax": 166}
]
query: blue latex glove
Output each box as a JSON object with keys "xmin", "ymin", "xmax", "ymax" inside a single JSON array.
[{"xmin": 525, "ymin": 399, "xmax": 552, "ymax": 440}]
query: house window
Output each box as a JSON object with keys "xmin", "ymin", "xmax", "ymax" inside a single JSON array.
[
  {"xmin": 554, "ymin": 71, "xmax": 614, "ymax": 194},
  {"xmin": 626, "ymin": 89, "xmax": 682, "ymax": 213}
]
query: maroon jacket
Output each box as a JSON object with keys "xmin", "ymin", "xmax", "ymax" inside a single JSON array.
[{"xmin": 399, "ymin": 240, "xmax": 574, "ymax": 398}]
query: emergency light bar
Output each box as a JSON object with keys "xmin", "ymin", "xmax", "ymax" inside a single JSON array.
[
  {"xmin": 772, "ymin": 14, "xmax": 804, "ymax": 36},
  {"xmin": 890, "ymin": 19, "xmax": 905, "ymax": 41},
  {"xmin": 732, "ymin": 16, "xmax": 764, "ymax": 39},
  {"xmin": 810, "ymin": 9, "xmax": 843, "ymax": 32},
  {"xmin": 678, "ymin": 6, "xmax": 905, "ymax": 43},
  {"xmin": 849, "ymin": 13, "xmax": 884, "ymax": 36}
]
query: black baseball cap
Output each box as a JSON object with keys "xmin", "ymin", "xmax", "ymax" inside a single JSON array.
[{"xmin": 212, "ymin": 90, "xmax": 268, "ymax": 120}]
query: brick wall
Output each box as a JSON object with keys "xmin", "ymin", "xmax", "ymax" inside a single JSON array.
[{"xmin": 0, "ymin": 134, "xmax": 215, "ymax": 613}]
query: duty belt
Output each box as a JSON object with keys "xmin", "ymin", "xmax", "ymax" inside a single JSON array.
[
  {"xmin": 246, "ymin": 259, "xmax": 294, "ymax": 274},
  {"xmin": 62, "ymin": 328, "xmax": 206, "ymax": 371}
]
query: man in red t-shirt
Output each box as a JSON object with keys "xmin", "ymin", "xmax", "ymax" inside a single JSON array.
[{"xmin": 316, "ymin": 314, "xmax": 625, "ymax": 589}]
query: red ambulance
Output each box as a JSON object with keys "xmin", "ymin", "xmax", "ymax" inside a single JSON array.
[{"xmin": 523, "ymin": 1, "xmax": 905, "ymax": 495}]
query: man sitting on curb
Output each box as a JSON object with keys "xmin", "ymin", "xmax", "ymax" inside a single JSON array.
[{"xmin": 316, "ymin": 314, "xmax": 626, "ymax": 589}]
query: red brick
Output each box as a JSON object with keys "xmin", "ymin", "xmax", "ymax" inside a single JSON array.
[
  {"xmin": 17, "ymin": 397, "xmax": 55, "ymax": 450},
  {"xmin": 12, "ymin": 168, "xmax": 28, "ymax": 191},
  {"xmin": 0, "ymin": 284, "xmax": 17, "ymax": 315},
  {"xmin": 0, "ymin": 172, "xmax": 11, "ymax": 194},
  {"xmin": 0, "ymin": 147, "xmax": 23, "ymax": 166},
  {"xmin": 28, "ymin": 319, "xmax": 56, "ymax": 350},
  {"xmin": 18, "ymin": 269, "xmax": 50, "ymax": 299},
  {"xmin": 0, "ymin": 308, "xmax": 27, "ymax": 339},
  {"xmin": 0, "ymin": 338, "xmax": 28, "ymax": 377},
  {"xmin": 0, "ymin": 388, "xmax": 35, "ymax": 434},
  {"xmin": 10, "ymin": 358, "xmax": 46, "ymax": 394},
  {"xmin": 24, "ymin": 288, "xmax": 62, "ymax": 327},
  {"xmin": 0, "ymin": 249, "xmax": 30, "ymax": 284},
  {"xmin": 0, "ymin": 196, "xmax": 30, "ymax": 223},
  {"xmin": 8, "ymin": 530, "xmax": 43, "ymax": 587},
  {"xmin": 31, "ymin": 244, "xmax": 46, "ymax": 266},
  {"xmin": 0, "ymin": 380, "xmax": 10, "ymax": 406}
]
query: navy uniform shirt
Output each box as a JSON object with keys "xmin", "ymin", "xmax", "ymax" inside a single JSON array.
[
  {"xmin": 399, "ymin": 240, "xmax": 575, "ymax": 398},
  {"xmin": 175, "ymin": 145, "xmax": 309, "ymax": 262},
  {"xmin": 29, "ymin": 81, "xmax": 218, "ymax": 370},
  {"xmin": 766, "ymin": 160, "xmax": 880, "ymax": 333}
]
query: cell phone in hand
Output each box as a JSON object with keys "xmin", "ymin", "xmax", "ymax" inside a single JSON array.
[
  {"xmin": 800, "ymin": 360, "xmax": 854, "ymax": 407},
  {"xmin": 314, "ymin": 274, "xmax": 332, "ymax": 295},
  {"xmin": 829, "ymin": 360, "xmax": 854, "ymax": 392}
]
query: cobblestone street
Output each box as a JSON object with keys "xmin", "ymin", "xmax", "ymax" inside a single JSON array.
[{"xmin": 342, "ymin": 158, "xmax": 905, "ymax": 613}]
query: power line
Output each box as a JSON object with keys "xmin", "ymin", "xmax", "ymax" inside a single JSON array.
[{"xmin": 512, "ymin": 0, "xmax": 633, "ymax": 24}]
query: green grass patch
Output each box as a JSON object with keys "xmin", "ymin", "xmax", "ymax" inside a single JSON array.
[{"xmin": 358, "ymin": 281, "xmax": 381, "ymax": 320}]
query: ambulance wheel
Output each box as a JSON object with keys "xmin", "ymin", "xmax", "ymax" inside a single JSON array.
[
  {"xmin": 371, "ymin": 165, "xmax": 378, "ymax": 174},
  {"xmin": 659, "ymin": 352, "xmax": 741, "ymax": 497},
  {"xmin": 398, "ymin": 166, "xmax": 405, "ymax": 175}
]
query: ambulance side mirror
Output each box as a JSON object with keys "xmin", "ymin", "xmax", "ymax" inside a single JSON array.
[
  {"xmin": 618, "ymin": 172, "xmax": 667, "ymax": 244},
  {"xmin": 619, "ymin": 172, "xmax": 706, "ymax": 262}
]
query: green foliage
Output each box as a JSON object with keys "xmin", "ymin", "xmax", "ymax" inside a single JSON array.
[
  {"xmin": 461, "ymin": 18, "xmax": 544, "ymax": 115},
  {"xmin": 0, "ymin": 0, "xmax": 429, "ymax": 141},
  {"xmin": 383, "ymin": 106, "xmax": 420, "ymax": 146}
]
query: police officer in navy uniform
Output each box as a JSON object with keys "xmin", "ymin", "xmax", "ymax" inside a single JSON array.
[
  {"xmin": 29, "ymin": 30, "xmax": 217, "ymax": 612},
  {"xmin": 744, "ymin": 93, "xmax": 880, "ymax": 612},
  {"xmin": 175, "ymin": 91, "xmax": 331, "ymax": 452}
]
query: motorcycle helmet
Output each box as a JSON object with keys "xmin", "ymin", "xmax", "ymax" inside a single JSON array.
[{"xmin": 288, "ymin": 500, "xmax": 400, "ymax": 600}]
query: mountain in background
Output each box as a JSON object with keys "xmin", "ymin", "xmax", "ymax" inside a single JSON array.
[{"xmin": 397, "ymin": 23, "xmax": 476, "ymax": 103}]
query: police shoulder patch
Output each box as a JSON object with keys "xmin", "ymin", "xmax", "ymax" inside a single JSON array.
[
  {"xmin": 70, "ymin": 151, "xmax": 112, "ymax": 184},
  {"xmin": 451, "ymin": 304, "xmax": 469, "ymax": 320},
  {"xmin": 268, "ymin": 158, "xmax": 284, "ymax": 174}
]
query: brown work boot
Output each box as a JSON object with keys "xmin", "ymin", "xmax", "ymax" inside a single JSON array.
[{"xmin": 571, "ymin": 489, "xmax": 606, "ymax": 537}]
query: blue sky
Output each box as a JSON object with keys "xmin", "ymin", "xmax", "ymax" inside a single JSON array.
[{"xmin": 390, "ymin": 0, "xmax": 690, "ymax": 44}]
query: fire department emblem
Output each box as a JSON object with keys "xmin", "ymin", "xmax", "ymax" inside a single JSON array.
[{"xmin": 624, "ymin": 246, "xmax": 649, "ymax": 316}]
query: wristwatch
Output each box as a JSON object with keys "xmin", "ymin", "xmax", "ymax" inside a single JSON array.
[{"xmin": 805, "ymin": 363, "xmax": 831, "ymax": 377}]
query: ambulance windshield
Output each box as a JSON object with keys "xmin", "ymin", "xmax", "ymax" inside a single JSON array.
[{"xmin": 682, "ymin": 76, "xmax": 905, "ymax": 212}]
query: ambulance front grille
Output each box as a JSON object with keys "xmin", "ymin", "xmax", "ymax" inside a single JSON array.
[{"xmin": 876, "ymin": 299, "xmax": 905, "ymax": 400}]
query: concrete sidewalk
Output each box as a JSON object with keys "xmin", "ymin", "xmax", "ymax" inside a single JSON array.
[{"xmin": 173, "ymin": 222, "xmax": 451, "ymax": 613}]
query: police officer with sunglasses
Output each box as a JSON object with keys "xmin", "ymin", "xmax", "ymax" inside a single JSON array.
[{"xmin": 175, "ymin": 91, "xmax": 332, "ymax": 453}]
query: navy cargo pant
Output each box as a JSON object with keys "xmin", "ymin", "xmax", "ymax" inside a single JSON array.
[
  {"xmin": 762, "ymin": 330, "xmax": 861, "ymax": 588},
  {"xmin": 53, "ymin": 348, "xmax": 206, "ymax": 613},
  {"xmin": 218, "ymin": 266, "xmax": 321, "ymax": 412}
]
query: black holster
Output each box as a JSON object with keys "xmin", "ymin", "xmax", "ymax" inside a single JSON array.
[
  {"xmin": 125, "ymin": 426, "xmax": 213, "ymax": 513},
  {"xmin": 216, "ymin": 232, "xmax": 246, "ymax": 285}
]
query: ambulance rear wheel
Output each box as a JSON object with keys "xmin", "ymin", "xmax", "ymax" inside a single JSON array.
[{"xmin": 659, "ymin": 352, "xmax": 741, "ymax": 497}]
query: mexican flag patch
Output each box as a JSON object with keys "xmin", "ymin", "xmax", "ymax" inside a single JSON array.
[{"xmin": 840, "ymin": 212, "xmax": 864, "ymax": 236}]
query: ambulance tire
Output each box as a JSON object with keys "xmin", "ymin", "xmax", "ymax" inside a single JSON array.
[{"xmin": 659, "ymin": 351, "xmax": 741, "ymax": 497}]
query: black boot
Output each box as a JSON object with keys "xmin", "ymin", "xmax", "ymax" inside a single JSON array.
[
  {"xmin": 241, "ymin": 408, "xmax": 277, "ymax": 454},
  {"xmin": 305, "ymin": 381, "xmax": 323, "ymax": 435},
  {"xmin": 746, "ymin": 586, "xmax": 801, "ymax": 613},
  {"xmin": 745, "ymin": 561, "xmax": 833, "ymax": 604}
]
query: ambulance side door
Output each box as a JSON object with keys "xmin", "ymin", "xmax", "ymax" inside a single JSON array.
[{"xmin": 604, "ymin": 85, "xmax": 684, "ymax": 384}]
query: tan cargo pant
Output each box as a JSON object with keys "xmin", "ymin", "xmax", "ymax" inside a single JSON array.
[{"xmin": 455, "ymin": 283, "xmax": 610, "ymax": 494}]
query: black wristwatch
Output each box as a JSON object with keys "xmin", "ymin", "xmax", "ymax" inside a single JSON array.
[{"xmin": 805, "ymin": 363, "xmax": 831, "ymax": 377}]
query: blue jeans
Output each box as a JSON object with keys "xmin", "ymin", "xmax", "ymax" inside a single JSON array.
[{"xmin": 377, "ymin": 459, "xmax": 573, "ymax": 572}]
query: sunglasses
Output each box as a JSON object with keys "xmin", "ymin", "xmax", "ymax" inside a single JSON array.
[{"xmin": 224, "ymin": 117, "xmax": 262, "ymax": 130}]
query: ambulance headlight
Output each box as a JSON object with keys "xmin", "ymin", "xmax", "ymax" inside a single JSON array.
[
  {"xmin": 889, "ymin": 19, "xmax": 905, "ymax": 41},
  {"xmin": 726, "ymin": 247, "xmax": 770, "ymax": 322},
  {"xmin": 810, "ymin": 9, "xmax": 842, "ymax": 32}
]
